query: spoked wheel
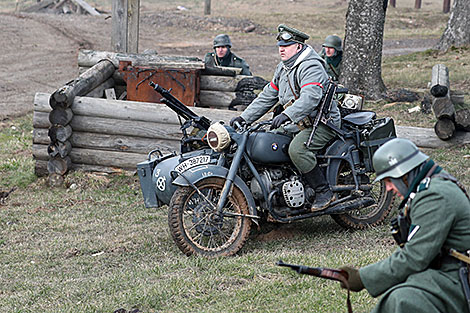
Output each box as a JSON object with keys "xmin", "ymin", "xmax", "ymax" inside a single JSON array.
[
  {"xmin": 330, "ymin": 160, "xmax": 394, "ymax": 229},
  {"xmin": 168, "ymin": 177, "xmax": 251, "ymax": 257}
]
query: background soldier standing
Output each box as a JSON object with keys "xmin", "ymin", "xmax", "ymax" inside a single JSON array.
[
  {"xmin": 340, "ymin": 138, "xmax": 470, "ymax": 313},
  {"xmin": 204, "ymin": 34, "xmax": 252, "ymax": 76},
  {"xmin": 320, "ymin": 35, "xmax": 343, "ymax": 82},
  {"xmin": 230, "ymin": 24, "xmax": 341, "ymax": 211}
]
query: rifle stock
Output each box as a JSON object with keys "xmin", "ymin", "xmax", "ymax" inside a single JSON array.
[{"xmin": 277, "ymin": 260, "xmax": 353, "ymax": 313}]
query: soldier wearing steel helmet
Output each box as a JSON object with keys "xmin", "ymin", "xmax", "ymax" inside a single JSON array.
[
  {"xmin": 230, "ymin": 24, "xmax": 341, "ymax": 211},
  {"xmin": 204, "ymin": 34, "xmax": 251, "ymax": 75},
  {"xmin": 339, "ymin": 138, "xmax": 470, "ymax": 313},
  {"xmin": 320, "ymin": 35, "xmax": 343, "ymax": 81}
]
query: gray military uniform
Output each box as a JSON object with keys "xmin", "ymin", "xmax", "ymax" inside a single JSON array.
[
  {"xmin": 360, "ymin": 173, "xmax": 470, "ymax": 313},
  {"xmin": 240, "ymin": 45, "xmax": 340, "ymax": 173},
  {"xmin": 204, "ymin": 52, "xmax": 251, "ymax": 76}
]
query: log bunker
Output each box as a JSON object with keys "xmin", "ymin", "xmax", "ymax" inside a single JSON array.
[{"xmin": 32, "ymin": 50, "xmax": 470, "ymax": 185}]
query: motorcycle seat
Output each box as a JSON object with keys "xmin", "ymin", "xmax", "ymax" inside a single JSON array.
[{"xmin": 342, "ymin": 111, "xmax": 376, "ymax": 126}]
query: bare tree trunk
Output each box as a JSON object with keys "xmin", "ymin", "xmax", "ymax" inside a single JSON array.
[
  {"xmin": 415, "ymin": 0, "xmax": 422, "ymax": 9},
  {"xmin": 341, "ymin": 0, "xmax": 387, "ymax": 100},
  {"xmin": 389, "ymin": 0, "xmax": 396, "ymax": 8},
  {"xmin": 437, "ymin": 0, "xmax": 470, "ymax": 50}
]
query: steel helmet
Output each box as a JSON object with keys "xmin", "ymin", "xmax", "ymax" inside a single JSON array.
[
  {"xmin": 322, "ymin": 35, "xmax": 342, "ymax": 52},
  {"xmin": 213, "ymin": 34, "xmax": 232, "ymax": 48},
  {"xmin": 373, "ymin": 138, "xmax": 429, "ymax": 182}
]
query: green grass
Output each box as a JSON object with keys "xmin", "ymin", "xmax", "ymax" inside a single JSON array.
[{"xmin": 1, "ymin": 0, "xmax": 470, "ymax": 311}]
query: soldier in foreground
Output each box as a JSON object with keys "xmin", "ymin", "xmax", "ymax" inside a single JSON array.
[
  {"xmin": 319, "ymin": 35, "xmax": 342, "ymax": 82},
  {"xmin": 204, "ymin": 34, "xmax": 251, "ymax": 75},
  {"xmin": 230, "ymin": 24, "xmax": 341, "ymax": 211},
  {"xmin": 340, "ymin": 138, "xmax": 470, "ymax": 313}
]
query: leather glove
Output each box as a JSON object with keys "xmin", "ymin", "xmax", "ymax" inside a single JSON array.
[
  {"xmin": 230, "ymin": 116, "xmax": 245, "ymax": 128},
  {"xmin": 339, "ymin": 266, "xmax": 364, "ymax": 292},
  {"xmin": 270, "ymin": 113, "xmax": 290, "ymax": 130}
]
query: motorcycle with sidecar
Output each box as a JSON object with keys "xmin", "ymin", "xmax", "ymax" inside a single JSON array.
[{"xmin": 138, "ymin": 82, "xmax": 397, "ymax": 256}]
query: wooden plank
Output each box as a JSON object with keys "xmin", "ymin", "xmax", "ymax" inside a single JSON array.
[
  {"xmin": 200, "ymin": 75, "xmax": 246, "ymax": 92},
  {"xmin": 127, "ymin": 0, "xmax": 140, "ymax": 53},
  {"xmin": 35, "ymin": 159, "xmax": 136, "ymax": 177},
  {"xmin": 85, "ymin": 78, "xmax": 115, "ymax": 98},
  {"xmin": 71, "ymin": 0, "xmax": 100, "ymax": 15},
  {"xmin": 78, "ymin": 50, "xmax": 204, "ymax": 69},
  {"xmin": 112, "ymin": 0, "xmax": 128, "ymax": 52}
]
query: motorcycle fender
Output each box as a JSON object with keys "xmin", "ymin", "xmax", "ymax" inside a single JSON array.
[
  {"xmin": 172, "ymin": 164, "xmax": 258, "ymax": 220},
  {"xmin": 324, "ymin": 139, "xmax": 355, "ymax": 184}
]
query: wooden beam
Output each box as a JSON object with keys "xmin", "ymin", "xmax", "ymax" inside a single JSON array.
[
  {"xmin": 395, "ymin": 125, "xmax": 470, "ymax": 148},
  {"xmin": 112, "ymin": 0, "xmax": 128, "ymax": 52},
  {"xmin": 127, "ymin": 0, "xmax": 140, "ymax": 53},
  {"xmin": 78, "ymin": 50, "xmax": 204, "ymax": 69}
]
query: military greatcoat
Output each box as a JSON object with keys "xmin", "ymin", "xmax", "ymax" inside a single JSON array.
[
  {"xmin": 204, "ymin": 51, "xmax": 251, "ymax": 76},
  {"xmin": 360, "ymin": 172, "xmax": 470, "ymax": 313},
  {"xmin": 240, "ymin": 45, "xmax": 341, "ymax": 173}
]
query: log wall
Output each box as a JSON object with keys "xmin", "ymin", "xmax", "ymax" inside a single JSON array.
[{"xmin": 33, "ymin": 92, "xmax": 470, "ymax": 177}]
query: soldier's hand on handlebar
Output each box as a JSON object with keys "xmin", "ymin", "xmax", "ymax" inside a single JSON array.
[
  {"xmin": 270, "ymin": 113, "xmax": 290, "ymax": 130},
  {"xmin": 230, "ymin": 116, "xmax": 245, "ymax": 128}
]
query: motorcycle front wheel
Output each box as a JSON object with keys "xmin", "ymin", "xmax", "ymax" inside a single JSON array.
[
  {"xmin": 168, "ymin": 177, "xmax": 251, "ymax": 257},
  {"xmin": 330, "ymin": 160, "xmax": 395, "ymax": 229}
]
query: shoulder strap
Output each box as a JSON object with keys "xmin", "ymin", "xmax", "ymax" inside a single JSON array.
[
  {"xmin": 432, "ymin": 172, "xmax": 470, "ymax": 201},
  {"xmin": 286, "ymin": 66, "xmax": 300, "ymax": 100}
]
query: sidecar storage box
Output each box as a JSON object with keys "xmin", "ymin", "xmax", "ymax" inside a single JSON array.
[
  {"xmin": 360, "ymin": 117, "xmax": 396, "ymax": 170},
  {"xmin": 137, "ymin": 158, "xmax": 159, "ymax": 208}
]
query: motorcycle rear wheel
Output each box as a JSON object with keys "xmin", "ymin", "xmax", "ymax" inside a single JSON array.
[
  {"xmin": 330, "ymin": 160, "xmax": 394, "ymax": 229},
  {"xmin": 168, "ymin": 177, "xmax": 251, "ymax": 257}
]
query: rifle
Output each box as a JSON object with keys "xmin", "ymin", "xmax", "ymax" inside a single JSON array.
[
  {"xmin": 149, "ymin": 82, "xmax": 211, "ymax": 131},
  {"xmin": 305, "ymin": 80, "xmax": 338, "ymax": 148},
  {"xmin": 277, "ymin": 260, "xmax": 353, "ymax": 313}
]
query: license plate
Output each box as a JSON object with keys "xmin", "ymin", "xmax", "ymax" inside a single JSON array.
[{"xmin": 174, "ymin": 155, "xmax": 210, "ymax": 173}]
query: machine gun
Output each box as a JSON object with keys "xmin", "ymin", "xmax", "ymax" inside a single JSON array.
[
  {"xmin": 305, "ymin": 81, "xmax": 339, "ymax": 148},
  {"xmin": 277, "ymin": 260, "xmax": 353, "ymax": 313},
  {"xmin": 150, "ymin": 82, "xmax": 211, "ymax": 152},
  {"xmin": 150, "ymin": 82, "xmax": 211, "ymax": 131}
]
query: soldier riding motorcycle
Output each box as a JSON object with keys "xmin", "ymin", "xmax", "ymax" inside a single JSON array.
[{"xmin": 137, "ymin": 82, "xmax": 397, "ymax": 257}]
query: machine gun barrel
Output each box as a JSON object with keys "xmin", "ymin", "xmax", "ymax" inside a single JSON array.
[{"xmin": 149, "ymin": 82, "xmax": 211, "ymax": 130}]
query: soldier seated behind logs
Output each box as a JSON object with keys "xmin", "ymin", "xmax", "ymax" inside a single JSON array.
[
  {"xmin": 230, "ymin": 24, "xmax": 341, "ymax": 212},
  {"xmin": 319, "ymin": 35, "xmax": 343, "ymax": 82},
  {"xmin": 340, "ymin": 138, "xmax": 470, "ymax": 313},
  {"xmin": 204, "ymin": 34, "xmax": 252, "ymax": 76}
]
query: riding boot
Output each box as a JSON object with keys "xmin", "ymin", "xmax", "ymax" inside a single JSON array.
[{"xmin": 303, "ymin": 166, "xmax": 335, "ymax": 212}]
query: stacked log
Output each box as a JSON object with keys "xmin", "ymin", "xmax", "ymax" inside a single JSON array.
[
  {"xmin": 33, "ymin": 93, "xmax": 244, "ymax": 176},
  {"xmin": 199, "ymin": 72, "xmax": 268, "ymax": 110},
  {"xmin": 77, "ymin": 50, "xmax": 268, "ymax": 110},
  {"xmin": 430, "ymin": 64, "xmax": 470, "ymax": 140},
  {"xmin": 45, "ymin": 59, "xmax": 115, "ymax": 185}
]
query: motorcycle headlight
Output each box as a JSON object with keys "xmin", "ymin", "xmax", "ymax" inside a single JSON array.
[
  {"xmin": 341, "ymin": 94, "xmax": 364, "ymax": 110},
  {"xmin": 207, "ymin": 122, "xmax": 231, "ymax": 152}
]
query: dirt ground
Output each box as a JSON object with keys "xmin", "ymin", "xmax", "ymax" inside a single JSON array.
[{"xmin": 0, "ymin": 9, "xmax": 438, "ymax": 121}]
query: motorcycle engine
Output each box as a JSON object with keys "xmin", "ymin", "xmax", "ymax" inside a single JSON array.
[{"xmin": 250, "ymin": 169, "xmax": 306, "ymax": 208}]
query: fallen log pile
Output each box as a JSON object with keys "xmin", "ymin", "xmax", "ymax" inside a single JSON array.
[
  {"xmin": 19, "ymin": 0, "xmax": 101, "ymax": 15},
  {"xmin": 430, "ymin": 64, "xmax": 470, "ymax": 140}
]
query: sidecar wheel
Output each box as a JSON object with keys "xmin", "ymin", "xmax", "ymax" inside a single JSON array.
[
  {"xmin": 168, "ymin": 177, "xmax": 251, "ymax": 257},
  {"xmin": 330, "ymin": 161, "xmax": 394, "ymax": 229}
]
